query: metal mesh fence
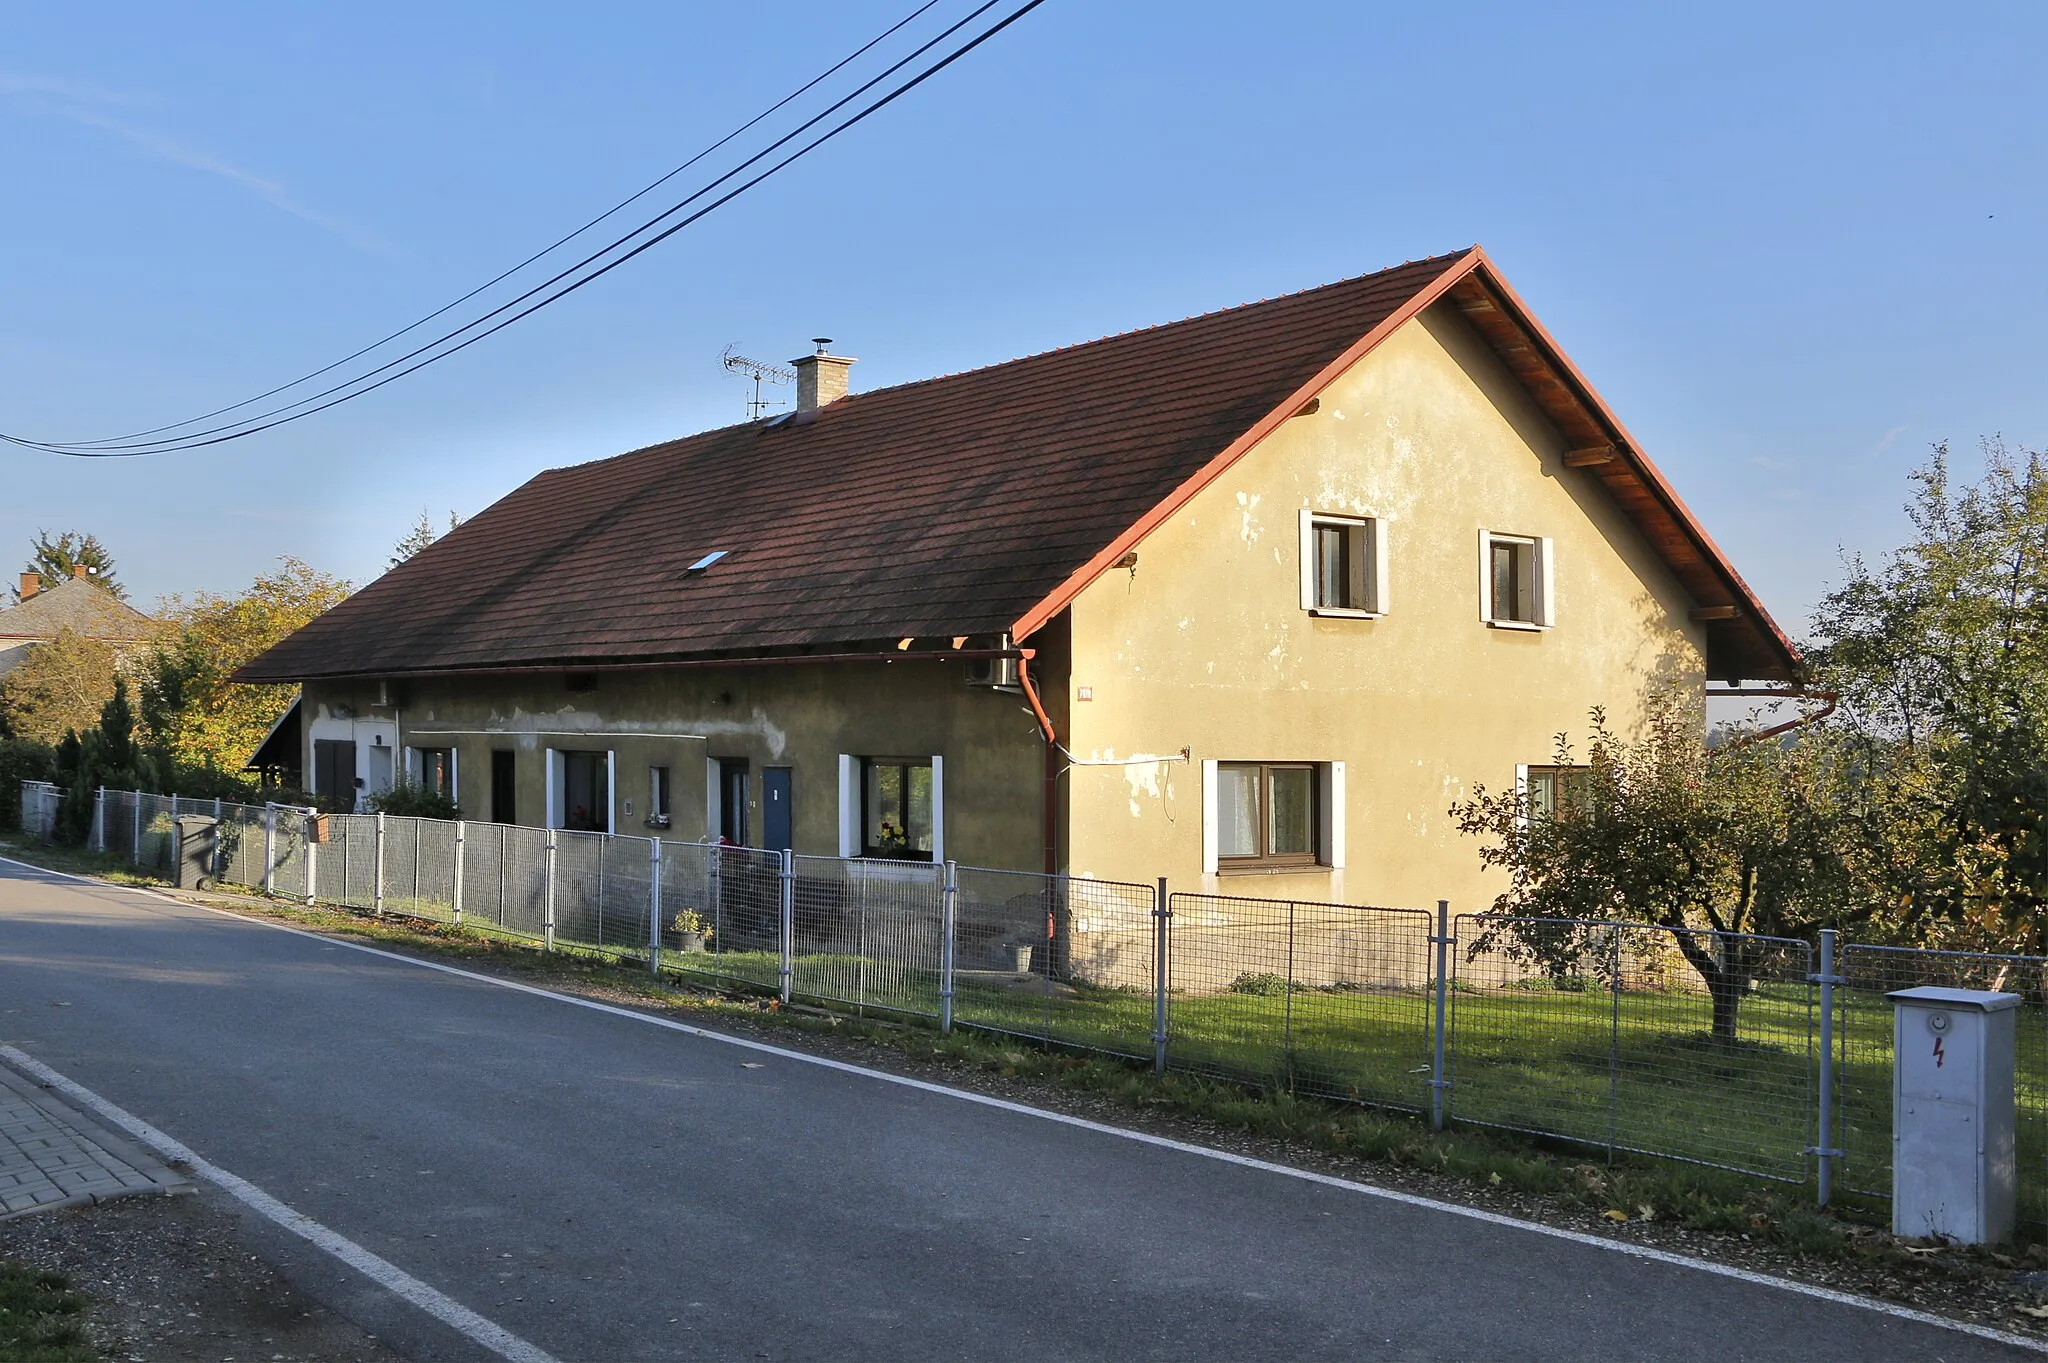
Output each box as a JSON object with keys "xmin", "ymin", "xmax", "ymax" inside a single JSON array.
[
  {"xmin": 268, "ymin": 807, "xmax": 311, "ymax": 902},
  {"xmin": 1836, "ymin": 944, "xmax": 2048, "ymax": 1229},
  {"xmin": 134, "ymin": 794, "xmax": 177, "ymax": 875},
  {"xmin": 439, "ymin": 821, "xmax": 553, "ymax": 940},
  {"xmin": 952, "ymin": 868, "xmax": 1159, "ymax": 1061},
  {"xmin": 787, "ymin": 855, "xmax": 944, "ymax": 1019},
  {"xmin": 213, "ymin": 803, "xmax": 257, "ymax": 889},
  {"xmin": 376, "ymin": 817, "xmax": 459, "ymax": 923},
  {"xmin": 657, "ymin": 842, "xmax": 784, "ymax": 993},
  {"xmin": 1166, "ymin": 893, "xmax": 1435, "ymax": 1109},
  {"xmin": 17, "ymin": 782, "xmax": 61, "ymax": 842},
  {"xmin": 313, "ymin": 814, "xmax": 380, "ymax": 910},
  {"xmin": 100, "ymin": 790, "xmax": 136, "ymax": 859},
  {"xmin": 1451, "ymin": 917, "xmax": 1814, "ymax": 1180},
  {"xmin": 80, "ymin": 783, "xmax": 2048, "ymax": 1215}
]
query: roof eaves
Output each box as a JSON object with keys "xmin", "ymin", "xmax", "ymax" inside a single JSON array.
[
  {"xmin": 1006, "ymin": 248, "xmax": 1483, "ymax": 643},
  {"xmin": 1457, "ymin": 252, "xmax": 1800, "ymax": 679}
]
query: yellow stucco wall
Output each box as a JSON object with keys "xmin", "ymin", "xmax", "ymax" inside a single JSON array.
[
  {"xmin": 303, "ymin": 649, "xmax": 1057, "ymax": 872},
  {"xmin": 1061, "ymin": 300, "xmax": 1706, "ymax": 913}
]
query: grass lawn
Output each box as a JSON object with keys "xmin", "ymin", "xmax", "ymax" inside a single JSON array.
[
  {"xmin": 0, "ymin": 1262, "xmax": 94, "ymax": 1362},
  {"xmin": 662, "ymin": 943, "xmax": 1838, "ymax": 1183}
]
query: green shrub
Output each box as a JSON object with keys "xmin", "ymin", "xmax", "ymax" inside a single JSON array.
[
  {"xmin": 367, "ymin": 779, "xmax": 459, "ymax": 820},
  {"xmin": 0, "ymin": 740, "xmax": 55, "ymax": 827},
  {"xmin": 1228, "ymin": 971, "xmax": 1295, "ymax": 997}
]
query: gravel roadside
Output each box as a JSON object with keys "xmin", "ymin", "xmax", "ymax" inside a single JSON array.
[{"xmin": 0, "ymin": 1188, "xmax": 404, "ymax": 1363}]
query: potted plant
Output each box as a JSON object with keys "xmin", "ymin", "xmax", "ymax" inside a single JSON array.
[{"xmin": 671, "ymin": 909, "xmax": 713, "ymax": 953}]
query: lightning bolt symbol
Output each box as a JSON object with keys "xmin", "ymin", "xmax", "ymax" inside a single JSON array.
[{"xmin": 1934, "ymin": 1036, "xmax": 1946, "ymax": 1068}]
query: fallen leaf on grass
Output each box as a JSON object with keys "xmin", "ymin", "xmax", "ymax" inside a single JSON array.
[
  {"xmin": 2015, "ymin": 1305, "xmax": 2048, "ymax": 1320},
  {"xmin": 1636, "ymin": 1204, "xmax": 1655, "ymax": 1222},
  {"xmin": 1602, "ymin": 1210, "xmax": 1629, "ymax": 1223}
]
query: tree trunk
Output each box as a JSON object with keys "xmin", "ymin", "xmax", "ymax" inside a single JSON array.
[
  {"xmin": 1708, "ymin": 969, "xmax": 1745, "ymax": 1040},
  {"xmin": 1670, "ymin": 928, "xmax": 1749, "ymax": 1040}
]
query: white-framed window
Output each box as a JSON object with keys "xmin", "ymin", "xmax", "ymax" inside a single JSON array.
[
  {"xmin": 1202, "ymin": 759, "xmax": 1344, "ymax": 873},
  {"xmin": 839, "ymin": 753, "xmax": 943, "ymax": 861},
  {"xmin": 648, "ymin": 765, "xmax": 672, "ymax": 830},
  {"xmin": 1298, "ymin": 511, "xmax": 1388, "ymax": 617},
  {"xmin": 1479, "ymin": 530, "xmax": 1554, "ymax": 628},
  {"xmin": 407, "ymin": 746, "xmax": 457, "ymax": 801},
  {"xmin": 545, "ymin": 747, "xmax": 613, "ymax": 832},
  {"xmin": 1518, "ymin": 763, "xmax": 1591, "ymax": 822}
]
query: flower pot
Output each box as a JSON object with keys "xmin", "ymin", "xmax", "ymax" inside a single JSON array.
[
  {"xmin": 678, "ymin": 931, "xmax": 708, "ymax": 954},
  {"xmin": 1004, "ymin": 943, "xmax": 1034, "ymax": 974}
]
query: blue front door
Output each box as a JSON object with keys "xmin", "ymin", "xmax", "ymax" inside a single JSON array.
[{"xmin": 763, "ymin": 767, "xmax": 793, "ymax": 853}]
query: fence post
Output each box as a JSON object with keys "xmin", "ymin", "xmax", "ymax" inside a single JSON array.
[
  {"xmin": 778, "ymin": 848, "xmax": 795, "ymax": 1005},
  {"xmin": 372, "ymin": 812, "xmax": 386, "ymax": 917},
  {"xmin": 213, "ymin": 796, "xmax": 222, "ymax": 822},
  {"xmin": 543, "ymin": 828, "xmax": 557, "ymax": 952},
  {"xmin": 452, "ymin": 820, "xmax": 466, "ymax": 928},
  {"xmin": 304, "ymin": 811, "xmax": 318, "ymax": 906},
  {"xmin": 1152, "ymin": 877, "xmax": 1171, "ymax": 1074},
  {"xmin": 1607, "ymin": 929, "xmax": 1623, "ymax": 1163},
  {"xmin": 940, "ymin": 860, "xmax": 958, "ymax": 1033},
  {"xmin": 263, "ymin": 805, "xmax": 276, "ymax": 896},
  {"xmin": 131, "ymin": 794, "xmax": 142, "ymax": 865},
  {"xmin": 91, "ymin": 788, "xmax": 104, "ymax": 853},
  {"xmin": 1431, "ymin": 899, "xmax": 1452, "ymax": 1132},
  {"xmin": 648, "ymin": 838, "xmax": 663, "ymax": 977},
  {"xmin": 1812, "ymin": 928, "xmax": 1843, "ymax": 1207}
]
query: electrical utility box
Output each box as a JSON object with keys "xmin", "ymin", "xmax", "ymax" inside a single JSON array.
[{"xmin": 1887, "ymin": 986, "xmax": 2021, "ymax": 1244}]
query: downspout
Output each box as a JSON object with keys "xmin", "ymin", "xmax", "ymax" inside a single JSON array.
[
  {"xmin": 1016, "ymin": 649, "xmax": 1061, "ymax": 875},
  {"xmin": 1705, "ymin": 685, "xmax": 1839, "ymax": 750}
]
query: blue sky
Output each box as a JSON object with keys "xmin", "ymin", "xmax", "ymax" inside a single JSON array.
[{"xmin": 2, "ymin": 1, "xmax": 2043, "ymax": 638}]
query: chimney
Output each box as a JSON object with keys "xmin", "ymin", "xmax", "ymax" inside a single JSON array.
[
  {"xmin": 790, "ymin": 338, "xmax": 855, "ymax": 414},
  {"xmin": 70, "ymin": 564, "xmax": 88, "ymax": 580},
  {"xmin": 18, "ymin": 573, "xmax": 38, "ymax": 601}
]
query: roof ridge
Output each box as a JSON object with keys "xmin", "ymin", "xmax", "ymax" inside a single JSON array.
[{"xmin": 579, "ymin": 248, "xmax": 1477, "ymax": 474}]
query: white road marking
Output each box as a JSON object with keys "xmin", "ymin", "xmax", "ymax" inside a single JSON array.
[
  {"xmin": 0, "ymin": 1043, "xmax": 559, "ymax": 1363},
  {"xmin": 7, "ymin": 854, "xmax": 2047, "ymax": 1356}
]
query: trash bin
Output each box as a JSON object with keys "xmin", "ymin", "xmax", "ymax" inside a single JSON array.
[{"xmin": 173, "ymin": 815, "xmax": 218, "ymax": 891}]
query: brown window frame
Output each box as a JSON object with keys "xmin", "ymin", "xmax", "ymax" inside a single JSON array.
[
  {"xmin": 1217, "ymin": 761, "xmax": 1321, "ymax": 869},
  {"xmin": 1524, "ymin": 764, "xmax": 1591, "ymax": 821}
]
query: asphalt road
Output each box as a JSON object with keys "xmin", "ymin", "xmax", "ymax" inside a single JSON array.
[{"xmin": 0, "ymin": 859, "xmax": 2034, "ymax": 1362}]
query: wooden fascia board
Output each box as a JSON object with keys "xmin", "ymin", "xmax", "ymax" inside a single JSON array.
[
  {"xmin": 1456, "ymin": 253, "xmax": 1799, "ymax": 677},
  {"xmin": 1008, "ymin": 249, "xmax": 1484, "ymax": 643}
]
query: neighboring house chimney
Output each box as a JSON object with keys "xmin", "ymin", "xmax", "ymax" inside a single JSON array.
[
  {"xmin": 18, "ymin": 573, "xmax": 38, "ymax": 601},
  {"xmin": 791, "ymin": 338, "xmax": 855, "ymax": 413},
  {"xmin": 70, "ymin": 564, "xmax": 87, "ymax": 579}
]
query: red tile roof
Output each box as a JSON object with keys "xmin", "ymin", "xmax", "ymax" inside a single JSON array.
[{"xmin": 239, "ymin": 248, "xmax": 1796, "ymax": 683}]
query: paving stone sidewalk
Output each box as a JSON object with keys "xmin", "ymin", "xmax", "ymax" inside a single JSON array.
[{"xmin": 0, "ymin": 1061, "xmax": 193, "ymax": 1219}]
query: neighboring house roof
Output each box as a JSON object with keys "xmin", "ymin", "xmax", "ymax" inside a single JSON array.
[
  {"xmin": 239, "ymin": 248, "xmax": 1797, "ymax": 685},
  {"xmin": 245, "ymin": 696, "xmax": 302, "ymax": 773},
  {"xmin": 0, "ymin": 578, "xmax": 158, "ymax": 677}
]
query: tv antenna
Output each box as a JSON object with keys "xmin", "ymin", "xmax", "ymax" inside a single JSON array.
[{"xmin": 721, "ymin": 345, "xmax": 796, "ymax": 420}]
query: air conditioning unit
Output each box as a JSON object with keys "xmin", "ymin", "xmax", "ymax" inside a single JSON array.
[{"xmin": 964, "ymin": 656, "xmax": 1019, "ymax": 689}]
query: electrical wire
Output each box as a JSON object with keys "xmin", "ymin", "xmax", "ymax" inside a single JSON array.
[
  {"xmin": 28, "ymin": 0, "xmax": 946, "ymax": 453},
  {"xmin": 6, "ymin": 0, "xmax": 1044, "ymax": 457},
  {"xmin": 5, "ymin": 0, "xmax": 1020, "ymax": 456}
]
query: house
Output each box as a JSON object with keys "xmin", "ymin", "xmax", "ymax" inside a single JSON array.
[
  {"xmin": 0, "ymin": 568, "xmax": 159, "ymax": 678},
  {"xmin": 237, "ymin": 247, "xmax": 1797, "ymax": 912}
]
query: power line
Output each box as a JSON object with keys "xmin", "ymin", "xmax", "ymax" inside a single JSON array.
[
  {"xmin": 7, "ymin": 0, "xmax": 1045, "ymax": 457},
  {"xmin": 31, "ymin": 0, "xmax": 946, "ymax": 453}
]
